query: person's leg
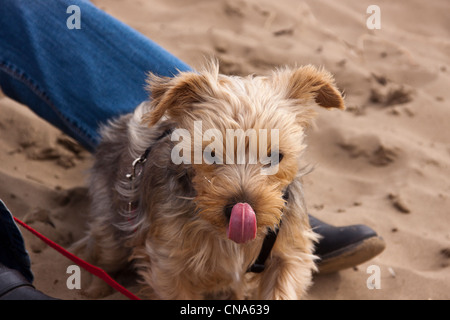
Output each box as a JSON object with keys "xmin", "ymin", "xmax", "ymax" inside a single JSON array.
[
  {"xmin": 0, "ymin": 0, "xmax": 192, "ymax": 152},
  {"xmin": 0, "ymin": 202, "xmax": 57, "ymax": 300},
  {"xmin": 0, "ymin": 201, "xmax": 33, "ymax": 283}
]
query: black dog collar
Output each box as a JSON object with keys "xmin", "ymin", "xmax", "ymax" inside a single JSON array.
[{"xmin": 247, "ymin": 191, "xmax": 287, "ymax": 273}]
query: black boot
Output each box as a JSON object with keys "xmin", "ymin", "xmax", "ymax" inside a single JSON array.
[
  {"xmin": 0, "ymin": 263, "xmax": 58, "ymax": 300},
  {"xmin": 310, "ymin": 215, "xmax": 385, "ymax": 274}
]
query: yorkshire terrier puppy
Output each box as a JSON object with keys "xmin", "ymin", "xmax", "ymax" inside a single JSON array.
[{"xmin": 75, "ymin": 61, "xmax": 344, "ymax": 299}]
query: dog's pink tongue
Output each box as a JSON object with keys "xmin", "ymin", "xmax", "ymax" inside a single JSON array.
[{"xmin": 227, "ymin": 203, "xmax": 257, "ymax": 244}]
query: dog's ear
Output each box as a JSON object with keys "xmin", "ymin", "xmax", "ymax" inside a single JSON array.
[
  {"xmin": 276, "ymin": 65, "xmax": 345, "ymax": 110},
  {"xmin": 142, "ymin": 71, "xmax": 211, "ymax": 127}
]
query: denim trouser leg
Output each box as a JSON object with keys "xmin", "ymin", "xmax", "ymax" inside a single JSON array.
[
  {"xmin": 0, "ymin": 0, "xmax": 192, "ymax": 281},
  {"xmin": 0, "ymin": 0, "xmax": 192, "ymax": 152}
]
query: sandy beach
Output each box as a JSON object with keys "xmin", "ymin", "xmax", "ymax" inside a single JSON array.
[{"xmin": 1, "ymin": 0, "xmax": 449, "ymax": 299}]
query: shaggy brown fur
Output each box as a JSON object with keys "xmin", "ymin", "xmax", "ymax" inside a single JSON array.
[{"xmin": 74, "ymin": 61, "xmax": 344, "ymax": 299}]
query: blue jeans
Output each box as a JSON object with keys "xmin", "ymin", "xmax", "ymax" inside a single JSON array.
[{"xmin": 0, "ymin": 0, "xmax": 192, "ymax": 282}]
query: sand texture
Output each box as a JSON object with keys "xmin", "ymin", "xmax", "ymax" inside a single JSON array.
[{"xmin": 1, "ymin": 0, "xmax": 449, "ymax": 300}]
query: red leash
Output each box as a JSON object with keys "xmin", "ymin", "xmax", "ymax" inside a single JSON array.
[{"xmin": 13, "ymin": 216, "xmax": 140, "ymax": 300}]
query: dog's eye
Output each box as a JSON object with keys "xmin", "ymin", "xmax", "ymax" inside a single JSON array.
[
  {"xmin": 262, "ymin": 151, "xmax": 284, "ymax": 168},
  {"xmin": 273, "ymin": 152, "xmax": 284, "ymax": 164}
]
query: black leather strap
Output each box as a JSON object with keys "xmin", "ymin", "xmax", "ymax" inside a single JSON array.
[
  {"xmin": 247, "ymin": 190, "xmax": 288, "ymax": 273},
  {"xmin": 247, "ymin": 223, "xmax": 281, "ymax": 273},
  {"xmin": 141, "ymin": 128, "xmax": 173, "ymax": 160}
]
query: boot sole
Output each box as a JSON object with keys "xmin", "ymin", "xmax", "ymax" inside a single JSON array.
[{"xmin": 316, "ymin": 236, "xmax": 386, "ymax": 274}]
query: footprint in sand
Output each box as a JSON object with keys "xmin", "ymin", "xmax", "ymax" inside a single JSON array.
[
  {"xmin": 370, "ymin": 81, "xmax": 414, "ymax": 107},
  {"xmin": 387, "ymin": 193, "xmax": 411, "ymax": 214},
  {"xmin": 24, "ymin": 134, "xmax": 85, "ymax": 169},
  {"xmin": 338, "ymin": 134, "xmax": 398, "ymax": 167},
  {"xmin": 360, "ymin": 35, "xmax": 438, "ymax": 87}
]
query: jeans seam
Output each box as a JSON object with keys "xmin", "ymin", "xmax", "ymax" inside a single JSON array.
[{"xmin": 0, "ymin": 59, "xmax": 96, "ymax": 150}]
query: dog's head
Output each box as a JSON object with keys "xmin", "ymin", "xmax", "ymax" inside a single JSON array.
[{"xmin": 142, "ymin": 61, "xmax": 344, "ymax": 244}]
